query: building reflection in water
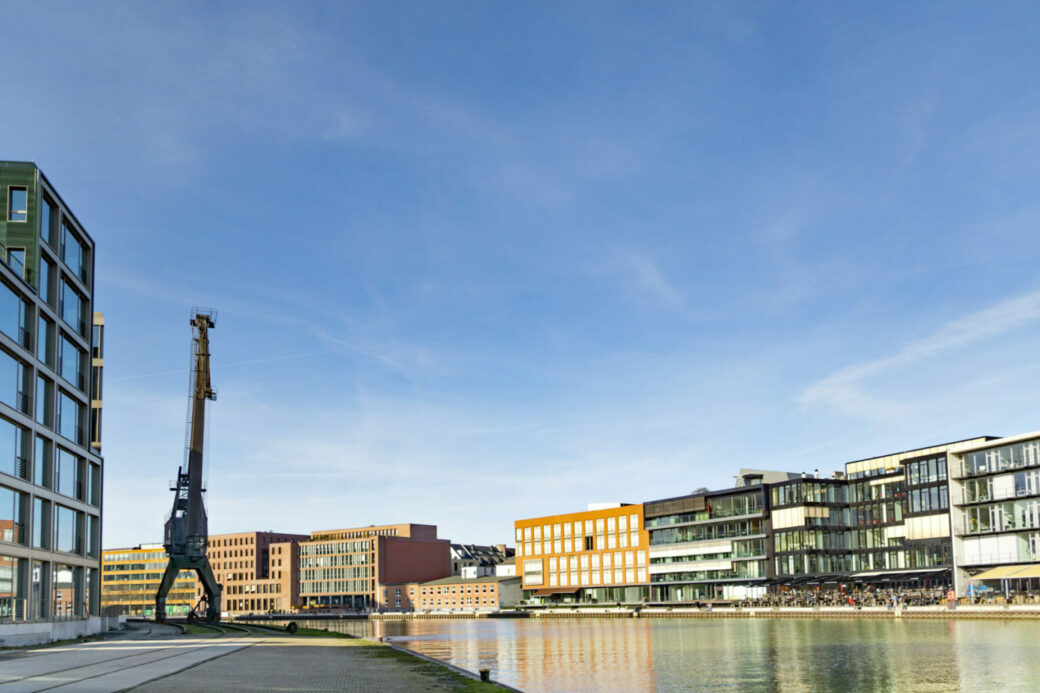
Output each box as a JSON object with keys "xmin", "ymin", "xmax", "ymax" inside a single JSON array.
[{"xmin": 297, "ymin": 617, "xmax": 1040, "ymax": 692}]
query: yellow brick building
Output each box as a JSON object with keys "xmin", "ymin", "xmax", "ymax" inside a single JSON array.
[{"xmin": 101, "ymin": 545, "xmax": 194, "ymax": 617}]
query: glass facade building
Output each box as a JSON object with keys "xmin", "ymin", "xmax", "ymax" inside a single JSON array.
[{"xmin": 0, "ymin": 162, "xmax": 103, "ymax": 632}]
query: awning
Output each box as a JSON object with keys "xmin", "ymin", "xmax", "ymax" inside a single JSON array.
[
  {"xmin": 1008, "ymin": 564, "xmax": 1040, "ymax": 579},
  {"xmin": 532, "ymin": 587, "xmax": 580, "ymax": 596},
  {"xmin": 971, "ymin": 565, "xmax": 1028, "ymax": 580}
]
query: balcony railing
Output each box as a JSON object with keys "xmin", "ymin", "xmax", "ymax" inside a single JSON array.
[{"xmin": 961, "ymin": 551, "xmax": 1040, "ymax": 568}]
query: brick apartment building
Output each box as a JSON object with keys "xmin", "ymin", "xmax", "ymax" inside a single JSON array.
[
  {"xmin": 298, "ymin": 523, "xmax": 450, "ymax": 611},
  {"xmin": 200, "ymin": 531, "xmax": 308, "ymax": 615}
]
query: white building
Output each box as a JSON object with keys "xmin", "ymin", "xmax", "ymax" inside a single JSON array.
[{"xmin": 949, "ymin": 431, "xmax": 1040, "ymax": 595}]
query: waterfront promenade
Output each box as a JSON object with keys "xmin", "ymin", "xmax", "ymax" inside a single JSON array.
[{"xmin": 0, "ymin": 621, "xmax": 508, "ymax": 692}]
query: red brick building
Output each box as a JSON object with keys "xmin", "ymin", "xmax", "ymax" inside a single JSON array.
[{"xmin": 298, "ymin": 523, "xmax": 450, "ymax": 611}]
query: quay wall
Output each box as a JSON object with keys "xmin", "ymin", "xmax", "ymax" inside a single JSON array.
[{"xmin": 368, "ymin": 605, "xmax": 1040, "ymax": 621}]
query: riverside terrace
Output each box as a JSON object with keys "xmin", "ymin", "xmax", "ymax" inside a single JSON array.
[{"xmin": 515, "ymin": 432, "xmax": 1040, "ymax": 605}]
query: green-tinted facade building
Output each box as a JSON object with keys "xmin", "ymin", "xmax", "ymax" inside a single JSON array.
[{"xmin": 0, "ymin": 162, "xmax": 104, "ymax": 644}]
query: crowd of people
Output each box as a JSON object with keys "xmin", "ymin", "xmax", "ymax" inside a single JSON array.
[{"xmin": 740, "ymin": 586, "xmax": 951, "ymax": 608}]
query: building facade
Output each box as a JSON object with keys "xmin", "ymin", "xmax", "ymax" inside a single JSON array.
[
  {"xmin": 450, "ymin": 543, "xmax": 514, "ymax": 575},
  {"xmin": 297, "ymin": 524, "xmax": 450, "ymax": 611},
  {"xmin": 415, "ymin": 574, "xmax": 522, "ymax": 611},
  {"xmin": 0, "ymin": 162, "xmax": 104, "ymax": 644},
  {"xmin": 515, "ymin": 503, "xmax": 650, "ymax": 604},
  {"xmin": 646, "ymin": 475, "xmax": 776, "ymax": 602},
  {"xmin": 949, "ymin": 432, "xmax": 1040, "ymax": 594},
  {"xmin": 202, "ymin": 531, "xmax": 307, "ymax": 615},
  {"xmin": 101, "ymin": 544, "xmax": 194, "ymax": 617}
]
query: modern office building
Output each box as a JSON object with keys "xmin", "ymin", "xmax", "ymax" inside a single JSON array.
[
  {"xmin": 646, "ymin": 471, "xmax": 785, "ymax": 602},
  {"xmin": 949, "ymin": 431, "xmax": 1040, "ymax": 594},
  {"xmin": 515, "ymin": 503, "xmax": 650, "ymax": 603},
  {"xmin": 101, "ymin": 544, "xmax": 194, "ymax": 617},
  {"xmin": 0, "ymin": 162, "xmax": 104, "ymax": 645},
  {"xmin": 297, "ymin": 523, "xmax": 450, "ymax": 610},
  {"xmin": 202, "ymin": 531, "xmax": 307, "ymax": 615}
]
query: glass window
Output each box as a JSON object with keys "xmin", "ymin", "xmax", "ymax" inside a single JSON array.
[
  {"xmin": 52, "ymin": 563, "xmax": 79, "ymax": 618},
  {"xmin": 32, "ymin": 497, "xmax": 49, "ymax": 549},
  {"xmin": 0, "ymin": 417, "xmax": 27, "ymax": 480},
  {"xmin": 34, "ymin": 436, "xmax": 51, "ymax": 488},
  {"xmin": 7, "ymin": 187, "xmax": 27, "ymax": 222},
  {"xmin": 58, "ymin": 335, "xmax": 84, "ymax": 390},
  {"xmin": 0, "ymin": 485, "xmax": 26, "ymax": 544},
  {"xmin": 56, "ymin": 448, "xmax": 81, "ymax": 500},
  {"xmin": 37, "ymin": 315, "xmax": 53, "ymax": 366},
  {"xmin": 57, "ymin": 391, "xmax": 81, "ymax": 444},
  {"xmin": 41, "ymin": 197, "xmax": 55, "ymax": 245},
  {"xmin": 6, "ymin": 248, "xmax": 25, "ymax": 279},
  {"xmin": 60, "ymin": 280, "xmax": 84, "ymax": 334},
  {"xmin": 61, "ymin": 223, "xmax": 85, "ymax": 282},
  {"xmin": 88, "ymin": 463, "xmax": 100, "ymax": 506},
  {"xmin": 0, "ymin": 282, "xmax": 29, "ymax": 349},
  {"xmin": 0, "ymin": 350, "xmax": 27, "ymax": 414},
  {"xmin": 39, "ymin": 258, "xmax": 54, "ymax": 306},
  {"xmin": 36, "ymin": 376, "xmax": 52, "ymax": 427}
]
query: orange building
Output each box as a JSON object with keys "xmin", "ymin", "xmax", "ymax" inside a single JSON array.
[
  {"xmin": 202, "ymin": 531, "xmax": 308, "ymax": 615},
  {"xmin": 515, "ymin": 503, "xmax": 650, "ymax": 604}
]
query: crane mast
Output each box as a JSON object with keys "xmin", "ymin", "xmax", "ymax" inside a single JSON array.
[{"xmin": 155, "ymin": 311, "xmax": 221, "ymax": 623}]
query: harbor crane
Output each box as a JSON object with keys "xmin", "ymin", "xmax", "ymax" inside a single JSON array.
[{"xmin": 155, "ymin": 311, "xmax": 222, "ymax": 623}]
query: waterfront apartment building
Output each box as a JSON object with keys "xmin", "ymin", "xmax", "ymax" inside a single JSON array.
[
  {"xmin": 949, "ymin": 432, "xmax": 1040, "ymax": 594},
  {"xmin": 645, "ymin": 471, "xmax": 789, "ymax": 602},
  {"xmin": 0, "ymin": 162, "xmax": 104, "ymax": 645},
  {"xmin": 101, "ymin": 544, "xmax": 194, "ymax": 617},
  {"xmin": 515, "ymin": 503, "xmax": 650, "ymax": 603},
  {"xmin": 298, "ymin": 523, "xmax": 450, "ymax": 611},
  {"xmin": 202, "ymin": 531, "xmax": 307, "ymax": 615}
]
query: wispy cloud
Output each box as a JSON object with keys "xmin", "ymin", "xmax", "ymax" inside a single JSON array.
[
  {"xmin": 602, "ymin": 251, "xmax": 683, "ymax": 308},
  {"xmin": 800, "ymin": 289, "xmax": 1040, "ymax": 419}
]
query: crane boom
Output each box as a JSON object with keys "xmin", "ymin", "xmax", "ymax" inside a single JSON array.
[{"xmin": 155, "ymin": 311, "xmax": 221, "ymax": 623}]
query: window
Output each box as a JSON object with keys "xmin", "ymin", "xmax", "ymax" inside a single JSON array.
[
  {"xmin": 87, "ymin": 463, "xmax": 100, "ymax": 506},
  {"xmin": 60, "ymin": 281, "xmax": 84, "ymax": 334},
  {"xmin": 37, "ymin": 316, "xmax": 53, "ymax": 366},
  {"xmin": 41, "ymin": 197, "xmax": 55, "ymax": 245},
  {"xmin": 36, "ymin": 376, "xmax": 53, "ymax": 427},
  {"xmin": 34, "ymin": 436, "xmax": 51, "ymax": 487},
  {"xmin": 57, "ymin": 391, "xmax": 82, "ymax": 444},
  {"xmin": 6, "ymin": 248, "xmax": 25, "ymax": 279},
  {"xmin": 0, "ymin": 485, "xmax": 26, "ymax": 543},
  {"xmin": 61, "ymin": 223, "xmax": 86, "ymax": 282},
  {"xmin": 0, "ymin": 282, "xmax": 30, "ymax": 349},
  {"xmin": 32, "ymin": 497, "xmax": 49, "ymax": 549},
  {"xmin": 0, "ymin": 417, "xmax": 27, "ymax": 480},
  {"xmin": 0, "ymin": 350, "xmax": 28, "ymax": 414},
  {"xmin": 39, "ymin": 259, "xmax": 54, "ymax": 307},
  {"xmin": 58, "ymin": 335, "xmax": 84, "ymax": 390},
  {"xmin": 56, "ymin": 448, "xmax": 81, "ymax": 500},
  {"xmin": 523, "ymin": 559, "xmax": 544, "ymax": 586},
  {"xmin": 7, "ymin": 187, "xmax": 27, "ymax": 222}
]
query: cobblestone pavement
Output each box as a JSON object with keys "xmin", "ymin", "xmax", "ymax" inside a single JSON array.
[{"xmin": 131, "ymin": 636, "xmax": 486, "ymax": 692}]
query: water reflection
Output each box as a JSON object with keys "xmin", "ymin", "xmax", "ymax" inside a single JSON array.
[{"xmin": 278, "ymin": 617, "xmax": 1040, "ymax": 692}]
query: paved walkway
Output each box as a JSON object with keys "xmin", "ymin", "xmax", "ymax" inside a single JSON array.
[
  {"xmin": 0, "ymin": 622, "xmax": 252, "ymax": 692},
  {"xmin": 132, "ymin": 636, "xmax": 488, "ymax": 692}
]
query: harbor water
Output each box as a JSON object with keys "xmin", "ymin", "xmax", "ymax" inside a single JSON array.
[{"xmin": 289, "ymin": 617, "xmax": 1040, "ymax": 692}]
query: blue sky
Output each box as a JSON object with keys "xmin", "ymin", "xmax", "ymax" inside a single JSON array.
[{"xmin": 4, "ymin": 2, "xmax": 1040, "ymax": 548}]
